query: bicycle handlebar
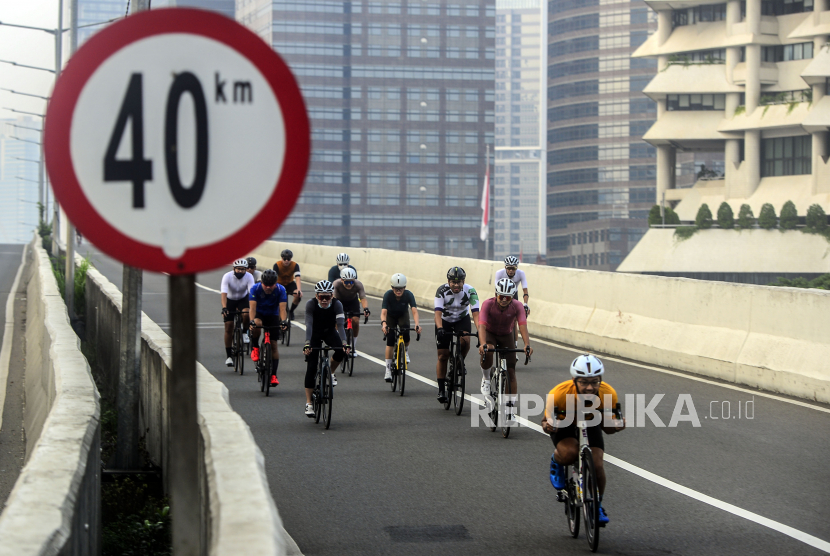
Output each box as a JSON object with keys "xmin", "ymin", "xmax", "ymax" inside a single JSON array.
[
  {"xmin": 383, "ymin": 326, "xmax": 421, "ymax": 342},
  {"xmin": 344, "ymin": 311, "xmax": 369, "ymax": 324},
  {"xmin": 481, "ymin": 345, "xmax": 531, "ymax": 365}
]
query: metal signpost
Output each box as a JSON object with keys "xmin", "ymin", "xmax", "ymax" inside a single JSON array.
[{"xmin": 43, "ymin": 9, "xmax": 310, "ymax": 554}]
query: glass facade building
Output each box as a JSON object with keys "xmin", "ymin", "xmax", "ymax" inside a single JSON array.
[
  {"xmin": 238, "ymin": 0, "xmax": 496, "ymax": 257},
  {"xmin": 0, "ymin": 118, "xmax": 40, "ymax": 244},
  {"xmin": 493, "ymin": 0, "xmax": 546, "ymax": 263},
  {"xmin": 546, "ymin": 0, "xmax": 658, "ymax": 270}
]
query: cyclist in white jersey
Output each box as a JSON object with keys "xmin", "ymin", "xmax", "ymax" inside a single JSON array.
[
  {"xmin": 220, "ymin": 259, "xmax": 255, "ymax": 366},
  {"xmin": 434, "ymin": 266, "xmax": 480, "ymax": 404},
  {"xmin": 494, "ymin": 255, "xmax": 529, "ymax": 345}
]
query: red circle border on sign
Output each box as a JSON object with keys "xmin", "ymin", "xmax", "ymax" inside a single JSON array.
[{"xmin": 44, "ymin": 8, "xmax": 310, "ymax": 275}]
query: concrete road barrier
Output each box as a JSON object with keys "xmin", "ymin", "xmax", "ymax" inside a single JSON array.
[
  {"xmin": 252, "ymin": 241, "xmax": 830, "ymax": 404},
  {"xmin": 0, "ymin": 239, "xmax": 101, "ymax": 556},
  {"xmin": 83, "ymin": 262, "xmax": 286, "ymax": 555}
]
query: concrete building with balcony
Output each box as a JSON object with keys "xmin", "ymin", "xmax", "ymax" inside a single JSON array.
[
  {"xmin": 493, "ymin": 0, "xmax": 547, "ymax": 263},
  {"xmin": 619, "ymin": 0, "xmax": 830, "ymax": 281},
  {"xmin": 238, "ymin": 0, "xmax": 496, "ymax": 258}
]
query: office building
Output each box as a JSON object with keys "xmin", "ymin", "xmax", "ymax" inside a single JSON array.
[
  {"xmin": 493, "ymin": 0, "xmax": 547, "ymax": 263},
  {"xmin": 0, "ymin": 118, "xmax": 40, "ymax": 244},
  {"xmin": 238, "ymin": 0, "xmax": 496, "ymax": 258},
  {"xmin": 546, "ymin": 0, "xmax": 659, "ymax": 270}
]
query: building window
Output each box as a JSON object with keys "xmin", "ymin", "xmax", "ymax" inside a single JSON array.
[
  {"xmin": 751, "ymin": 0, "xmax": 815, "ymax": 16},
  {"xmin": 761, "ymin": 136, "xmax": 811, "ymax": 177},
  {"xmin": 672, "ymin": 3, "xmax": 727, "ymax": 27},
  {"xmin": 759, "ymin": 89, "xmax": 812, "ymax": 105},
  {"xmin": 666, "ymin": 94, "xmax": 726, "ymax": 111},
  {"xmin": 762, "ymin": 42, "xmax": 814, "ymax": 62}
]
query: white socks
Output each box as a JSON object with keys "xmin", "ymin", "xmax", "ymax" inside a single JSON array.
[
  {"xmin": 385, "ymin": 358, "xmax": 392, "ymax": 370},
  {"xmin": 481, "ymin": 366, "xmax": 491, "ymax": 381}
]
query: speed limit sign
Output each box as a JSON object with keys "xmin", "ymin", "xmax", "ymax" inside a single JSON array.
[{"xmin": 44, "ymin": 8, "xmax": 310, "ymax": 274}]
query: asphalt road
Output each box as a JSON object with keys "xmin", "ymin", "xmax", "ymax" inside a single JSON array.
[{"xmin": 78, "ymin": 245, "xmax": 830, "ymax": 556}]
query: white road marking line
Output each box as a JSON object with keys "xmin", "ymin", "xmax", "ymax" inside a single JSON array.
[{"xmin": 0, "ymin": 244, "xmax": 28, "ymax": 431}]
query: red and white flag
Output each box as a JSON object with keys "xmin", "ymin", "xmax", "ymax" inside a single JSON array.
[{"xmin": 479, "ymin": 150, "xmax": 490, "ymax": 242}]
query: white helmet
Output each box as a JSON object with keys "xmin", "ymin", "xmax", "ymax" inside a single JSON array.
[
  {"xmin": 340, "ymin": 267, "xmax": 357, "ymax": 280},
  {"xmin": 570, "ymin": 354, "xmax": 604, "ymax": 379},
  {"xmin": 232, "ymin": 258, "xmax": 248, "ymax": 268},
  {"xmin": 504, "ymin": 255, "xmax": 519, "ymax": 267},
  {"xmin": 495, "ymin": 277, "xmax": 517, "ymax": 297},
  {"xmin": 315, "ymin": 280, "xmax": 334, "ymax": 293},
  {"xmin": 391, "ymin": 273, "xmax": 407, "ymax": 288},
  {"xmin": 336, "ymin": 253, "xmax": 350, "ymax": 264}
]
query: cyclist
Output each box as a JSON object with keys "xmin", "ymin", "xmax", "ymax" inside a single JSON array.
[
  {"xmin": 273, "ymin": 249, "xmax": 303, "ymax": 320},
  {"xmin": 541, "ymin": 354, "xmax": 626, "ymax": 526},
  {"xmin": 434, "ymin": 266, "xmax": 480, "ymax": 404},
  {"xmin": 327, "ymin": 252, "xmax": 356, "ymax": 283},
  {"xmin": 380, "ymin": 273, "xmax": 421, "ymax": 382},
  {"xmin": 332, "ymin": 267, "xmax": 370, "ymax": 352},
  {"xmin": 246, "ymin": 257, "xmax": 262, "ymax": 283},
  {"xmin": 477, "ymin": 278, "xmax": 533, "ymax": 423},
  {"xmin": 220, "ymin": 259, "xmax": 255, "ymax": 367},
  {"xmin": 495, "ymin": 256, "xmax": 529, "ymax": 345},
  {"xmin": 302, "ymin": 280, "xmax": 350, "ymax": 417},
  {"xmin": 248, "ymin": 269, "xmax": 288, "ymax": 387}
]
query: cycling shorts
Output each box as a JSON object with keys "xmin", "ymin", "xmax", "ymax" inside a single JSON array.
[
  {"xmin": 284, "ymin": 281, "xmax": 299, "ymax": 296},
  {"xmin": 255, "ymin": 313, "xmax": 282, "ymax": 330},
  {"xmin": 551, "ymin": 422, "xmax": 604, "ymax": 452},
  {"xmin": 223, "ymin": 297, "xmax": 249, "ymax": 323},
  {"xmin": 484, "ymin": 333, "xmax": 518, "ymax": 368},
  {"xmin": 435, "ymin": 314, "xmax": 471, "ymax": 350},
  {"xmin": 340, "ymin": 296, "xmax": 361, "ymax": 317},
  {"xmin": 385, "ymin": 313, "xmax": 411, "ymax": 347},
  {"xmin": 305, "ymin": 328, "xmax": 345, "ymax": 388}
]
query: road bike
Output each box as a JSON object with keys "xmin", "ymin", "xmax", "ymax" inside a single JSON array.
[
  {"xmin": 444, "ymin": 330, "xmax": 476, "ymax": 415},
  {"xmin": 281, "ymin": 306, "xmax": 292, "ymax": 347},
  {"xmin": 227, "ymin": 309, "xmax": 247, "ymax": 375},
  {"xmin": 308, "ymin": 346, "xmax": 336, "ymax": 429},
  {"xmin": 383, "ymin": 325, "xmax": 420, "ymax": 395},
  {"xmin": 252, "ymin": 323, "xmax": 284, "ymax": 397},
  {"xmin": 552, "ymin": 403, "xmax": 622, "ymax": 552},
  {"xmin": 482, "ymin": 346, "xmax": 530, "ymax": 438},
  {"xmin": 341, "ymin": 311, "xmax": 368, "ymax": 376}
]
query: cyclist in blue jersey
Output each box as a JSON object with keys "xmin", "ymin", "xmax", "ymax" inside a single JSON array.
[{"xmin": 249, "ymin": 269, "xmax": 288, "ymax": 387}]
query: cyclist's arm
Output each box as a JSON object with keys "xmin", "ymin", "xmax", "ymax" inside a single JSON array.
[
  {"xmin": 471, "ymin": 309, "xmax": 480, "ymax": 329},
  {"xmin": 380, "ymin": 308, "xmax": 388, "ymax": 332},
  {"xmin": 336, "ymin": 316, "xmax": 347, "ymax": 344},
  {"xmin": 477, "ymin": 321, "xmax": 489, "ymax": 353},
  {"xmin": 293, "ymin": 265, "xmax": 302, "ymax": 293},
  {"xmin": 279, "ymin": 301, "xmax": 287, "ymax": 322},
  {"xmin": 410, "ymin": 307, "xmax": 420, "ymax": 329},
  {"xmin": 221, "ymin": 292, "xmax": 228, "ymax": 310},
  {"xmin": 304, "ymin": 307, "xmax": 314, "ymax": 343},
  {"xmin": 434, "ymin": 309, "xmax": 443, "ymax": 330},
  {"xmin": 522, "ymin": 288, "xmax": 529, "ymax": 301},
  {"xmin": 249, "ymin": 299, "xmax": 257, "ymax": 322}
]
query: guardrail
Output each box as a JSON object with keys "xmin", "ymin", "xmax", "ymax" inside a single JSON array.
[
  {"xmin": 83, "ymin": 262, "xmax": 287, "ymax": 554},
  {"xmin": 252, "ymin": 240, "xmax": 830, "ymax": 404},
  {"xmin": 0, "ymin": 238, "xmax": 101, "ymax": 556}
]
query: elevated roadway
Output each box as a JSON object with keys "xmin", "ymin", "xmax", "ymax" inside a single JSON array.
[{"xmin": 78, "ymin": 246, "xmax": 830, "ymax": 556}]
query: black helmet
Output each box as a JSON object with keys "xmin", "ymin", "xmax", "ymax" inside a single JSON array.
[
  {"xmin": 447, "ymin": 266, "xmax": 466, "ymax": 281},
  {"xmin": 261, "ymin": 269, "xmax": 278, "ymax": 286},
  {"xmin": 281, "ymin": 249, "xmax": 293, "ymax": 259},
  {"xmin": 246, "ymin": 256, "xmax": 257, "ymax": 267}
]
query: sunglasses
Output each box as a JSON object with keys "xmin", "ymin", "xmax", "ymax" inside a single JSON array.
[
  {"xmin": 505, "ymin": 266, "xmax": 517, "ymax": 271},
  {"xmin": 392, "ymin": 287, "xmax": 405, "ymax": 292},
  {"xmin": 343, "ymin": 280, "xmax": 355, "ymax": 286},
  {"xmin": 338, "ymin": 263, "xmax": 348, "ymax": 267},
  {"xmin": 576, "ymin": 379, "xmax": 601, "ymax": 387},
  {"xmin": 449, "ymin": 280, "xmax": 463, "ymax": 285},
  {"xmin": 317, "ymin": 294, "xmax": 332, "ymax": 301},
  {"xmin": 282, "ymin": 257, "xmax": 291, "ymax": 261},
  {"xmin": 496, "ymin": 294, "xmax": 513, "ymax": 301}
]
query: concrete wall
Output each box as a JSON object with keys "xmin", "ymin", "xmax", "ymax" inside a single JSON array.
[
  {"xmin": 83, "ymin": 265, "xmax": 286, "ymax": 555},
  {"xmin": 253, "ymin": 241, "xmax": 830, "ymax": 403},
  {"xmin": 0, "ymin": 239, "xmax": 101, "ymax": 556}
]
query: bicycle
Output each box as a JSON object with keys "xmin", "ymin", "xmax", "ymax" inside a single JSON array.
[
  {"xmin": 226, "ymin": 309, "xmax": 247, "ymax": 375},
  {"xmin": 552, "ymin": 403, "xmax": 622, "ymax": 553},
  {"xmin": 443, "ymin": 330, "xmax": 476, "ymax": 415},
  {"xmin": 251, "ymin": 324, "xmax": 284, "ymax": 397},
  {"xmin": 281, "ymin": 307, "xmax": 292, "ymax": 347},
  {"xmin": 341, "ymin": 311, "xmax": 368, "ymax": 377},
  {"xmin": 308, "ymin": 346, "xmax": 336, "ymax": 429},
  {"xmin": 482, "ymin": 346, "xmax": 530, "ymax": 439},
  {"xmin": 383, "ymin": 325, "xmax": 420, "ymax": 395}
]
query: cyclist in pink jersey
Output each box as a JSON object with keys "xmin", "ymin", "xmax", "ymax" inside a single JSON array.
[{"xmin": 477, "ymin": 278, "xmax": 533, "ymax": 422}]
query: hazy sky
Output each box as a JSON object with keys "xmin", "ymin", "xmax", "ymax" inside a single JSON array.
[{"xmin": 0, "ymin": 0, "xmax": 61, "ymax": 122}]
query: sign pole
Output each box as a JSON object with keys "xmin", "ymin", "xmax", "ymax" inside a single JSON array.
[
  {"xmin": 169, "ymin": 273, "xmax": 200, "ymax": 555},
  {"xmin": 64, "ymin": 0, "xmax": 78, "ymax": 317}
]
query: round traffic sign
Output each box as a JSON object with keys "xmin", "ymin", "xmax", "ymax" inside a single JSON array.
[{"xmin": 44, "ymin": 8, "xmax": 310, "ymax": 274}]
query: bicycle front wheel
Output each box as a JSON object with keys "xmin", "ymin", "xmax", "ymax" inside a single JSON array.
[
  {"xmin": 233, "ymin": 327, "xmax": 244, "ymax": 375},
  {"xmin": 500, "ymin": 367, "xmax": 510, "ymax": 438},
  {"xmin": 263, "ymin": 343, "xmax": 272, "ymax": 397},
  {"xmin": 348, "ymin": 334, "xmax": 355, "ymax": 376},
  {"xmin": 398, "ymin": 342, "xmax": 406, "ymax": 396},
  {"xmin": 565, "ymin": 467, "xmax": 580, "ymax": 538},
  {"xmin": 488, "ymin": 370, "xmax": 499, "ymax": 432},
  {"xmin": 444, "ymin": 356, "xmax": 454, "ymax": 411},
  {"xmin": 452, "ymin": 355, "xmax": 465, "ymax": 415},
  {"xmin": 581, "ymin": 446, "xmax": 600, "ymax": 552},
  {"xmin": 322, "ymin": 362, "xmax": 333, "ymax": 429},
  {"xmin": 314, "ymin": 368, "xmax": 323, "ymax": 423}
]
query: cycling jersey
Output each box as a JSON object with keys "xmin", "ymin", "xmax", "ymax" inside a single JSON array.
[
  {"xmin": 304, "ymin": 298, "xmax": 347, "ymax": 344},
  {"xmin": 250, "ymin": 269, "xmax": 262, "ymax": 284},
  {"xmin": 274, "ymin": 260, "xmax": 300, "ymax": 287},
  {"xmin": 249, "ymin": 283, "xmax": 287, "ymax": 316},
  {"xmin": 434, "ymin": 283, "xmax": 480, "ymax": 323},
  {"xmin": 382, "ymin": 289, "xmax": 417, "ymax": 318},
  {"xmin": 495, "ymin": 268, "xmax": 528, "ymax": 290},
  {"xmin": 479, "ymin": 297, "xmax": 526, "ymax": 336},
  {"xmin": 544, "ymin": 380, "xmax": 618, "ymax": 421},
  {"xmin": 328, "ymin": 264, "xmax": 356, "ymax": 283},
  {"xmin": 332, "ymin": 279, "xmax": 365, "ymax": 303},
  {"xmin": 220, "ymin": 270, "xmax": 255, "ymax": 301}
]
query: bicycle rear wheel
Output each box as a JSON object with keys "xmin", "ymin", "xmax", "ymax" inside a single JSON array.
[
  {"xmin": 565, "ymin": 467, "xmax": 580, "ymax": 538},
  {"xmin": 348, "ymin": 333, "xmax": 355, "ymax": 376},
  {"xmin": 233, "ymin": 327, "xmax": 244, "ymax": 375},
  {"xmin": 321, "ymin": 361, "xmax": 333, "ymax": 429},
  {"xmin": 452, "ymin": 355, "xmax": 465, "ymax": 415},
  {"xmin": 263, "ymin": 343, "xmax": 272, "ymax": 397},
  {"xmin": 283, "ymin": 315, "xmax": 291, "ymax": 346},
  {"xmin": 500, "ymin": 365, "xmax": 510, "ymax": 438},
  {"xmin": 342, "ymin": 330, "xmax": 351, "ymax": 373},
  {"xmin": 398, "ymin": 342, "xmax": 406, "ymax": 396},
  {"xmin": 581, "ymin": 447, "xmax": 600, "ymax": 552}
]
